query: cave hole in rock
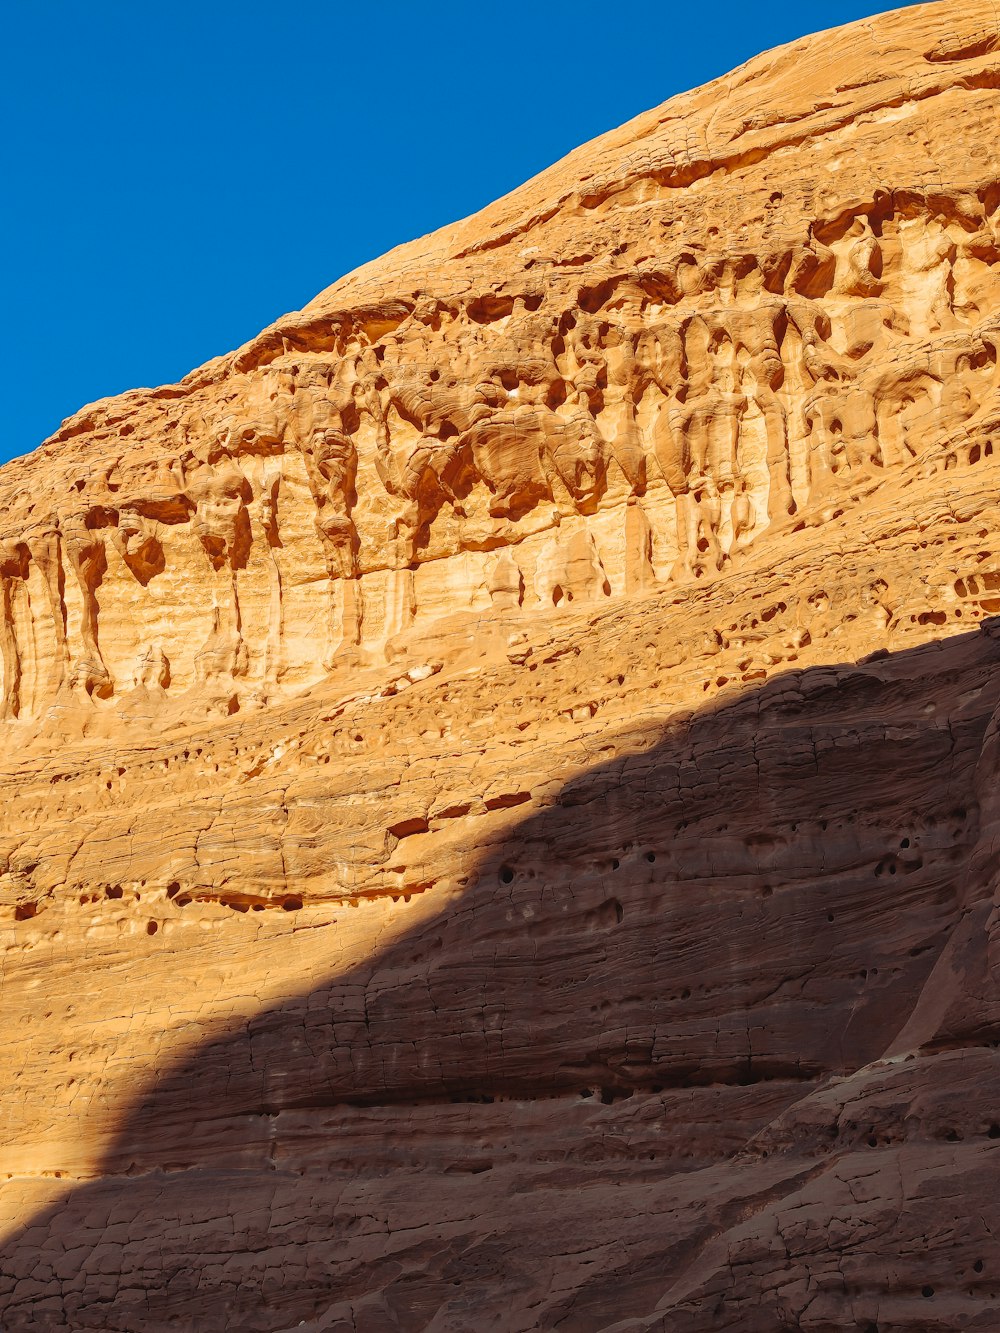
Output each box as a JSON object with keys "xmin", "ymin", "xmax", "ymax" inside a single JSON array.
[
  {"xmin": 499, "ymin": 865, "xmax": 515, "ymax": 885},
  {"xmin": 600, "ymin": 1087, "xmax": 628, "ymax": 1104}
]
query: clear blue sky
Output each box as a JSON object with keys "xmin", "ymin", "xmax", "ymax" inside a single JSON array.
[{"xmin": 1, "ymin": 1, "xmax": 921, "ymax": 464}]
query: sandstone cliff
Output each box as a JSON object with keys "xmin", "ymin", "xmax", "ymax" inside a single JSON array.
[{"xmin": 4, "ymin": 2, "xmax": 1000, "ymax": 1329}]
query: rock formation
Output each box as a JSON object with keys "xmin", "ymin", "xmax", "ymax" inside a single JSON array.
[{"xmin": 4, "ymin": 1, "xmax": 1000, "ymax": 1328}]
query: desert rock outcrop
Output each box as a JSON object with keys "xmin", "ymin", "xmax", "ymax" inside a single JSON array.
[{"xmin": 4, "ymin": 2, "xmax": 1000, "ymax": 1329}]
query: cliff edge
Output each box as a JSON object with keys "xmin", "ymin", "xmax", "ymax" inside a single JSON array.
[{"xmin": 4, "ymin": 3, "xmax": 1000, "ymax": 1329}]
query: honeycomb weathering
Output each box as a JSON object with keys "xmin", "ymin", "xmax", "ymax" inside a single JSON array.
[{"xmin": 5, "ymin": 2, "xmax": 1000, "ymax": 1328}]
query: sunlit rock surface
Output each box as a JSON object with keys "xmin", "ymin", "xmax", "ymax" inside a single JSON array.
[{"xmin": 4, "ymin": 2, "xmax": 1000, "ymax": 1328}]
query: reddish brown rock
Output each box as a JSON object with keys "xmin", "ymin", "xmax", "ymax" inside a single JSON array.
[{"xmin": 4, "ymin": 2, "xmax": 1000, "ymax": 1329}]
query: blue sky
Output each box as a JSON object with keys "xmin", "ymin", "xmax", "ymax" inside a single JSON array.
[{"xmin": 1, "ymin": 1, "xmax": 921, "ymax": 464}]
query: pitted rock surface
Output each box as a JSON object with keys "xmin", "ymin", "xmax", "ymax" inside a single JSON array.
[{"xmin": 4, "ymin": 3, "xmax": 1000, "ymax": 1329}]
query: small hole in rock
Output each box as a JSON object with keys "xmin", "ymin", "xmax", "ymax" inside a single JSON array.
[{"xmin": 499, "ymin": 866, "xmax": 515, "ymax": 885}]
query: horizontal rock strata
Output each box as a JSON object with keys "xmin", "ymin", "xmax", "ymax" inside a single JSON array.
[{"xmin": 4, "ymin": 1, "xmax": 1000, "ymax": 1329}]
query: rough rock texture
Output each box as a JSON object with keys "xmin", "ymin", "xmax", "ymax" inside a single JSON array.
[{"xmin": 5, "ymin": 1, "xmax": 1000, "ymax": 1328}]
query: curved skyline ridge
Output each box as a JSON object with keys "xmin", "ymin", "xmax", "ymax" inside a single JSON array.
[
  {"xmin": 9, "ymin": 0, "xmax": 1000, "ymax": 1326},
  {"xmin": 2, "ymin": 0, "xmax": 919, "ymax": 463}
]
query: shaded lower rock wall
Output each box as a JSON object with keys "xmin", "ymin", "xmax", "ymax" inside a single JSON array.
[{"xmin": 3, "ymin": 629, "xmax": 1000, "ymax": 1330}]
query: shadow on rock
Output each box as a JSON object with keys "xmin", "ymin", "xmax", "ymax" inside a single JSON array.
[{"xmin": 5, "ymin": 628, "xmax": 1000, "ymax": 1331}]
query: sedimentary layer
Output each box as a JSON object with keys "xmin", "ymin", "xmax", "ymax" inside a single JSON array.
[{"xmin": 4, "ymin": 2, "xmax": 1000, "ymax": 1329}]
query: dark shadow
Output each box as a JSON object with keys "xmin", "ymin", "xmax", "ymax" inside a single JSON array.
[{"xmin": 4, "ymin": 626, "xmax": 1000, "ymax": 1331}]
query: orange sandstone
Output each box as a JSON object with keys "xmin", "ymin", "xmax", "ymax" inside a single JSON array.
[{"xmin": 4, "ymin": 2, "xmax": 1000, "ymax": 1328}]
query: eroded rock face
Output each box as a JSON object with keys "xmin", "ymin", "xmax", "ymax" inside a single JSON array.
[{"xmin": 4, "ymin": 2, "xmax": 1000, "ymax": 1329}]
